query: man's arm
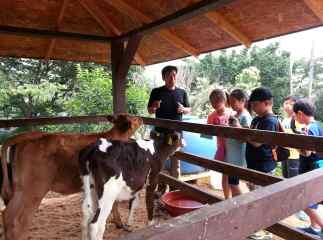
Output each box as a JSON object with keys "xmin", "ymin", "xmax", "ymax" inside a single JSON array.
[
  {"xmin": 180, "ymin": 90, "xmax": 191, "ymax": 114},
  {"xmin": 147, "ymin": 89, "xmax": 159, "ymax": 114}
]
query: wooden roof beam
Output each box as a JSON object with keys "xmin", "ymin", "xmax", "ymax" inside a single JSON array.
[
  {"xmin": 304, "ymin": 0, "xmax": 323, "ymax": 22},
  {"xmin": 114, "ymin": 0, "xmax": 235, "ymax": 43},
  {"xmin": 79, "ymin": 0, "xmax": 146, "ymax": 65},
  {"xmin": 106, "ymin": 0, "xmax": 200, "ymax": 57},
  {"xmin": 45, "ymin": 0, "xmax": 69, "ymax": 60},
  {"xmin": 205, "ymin": 11, "xmax": 251, "ymax": 47}
]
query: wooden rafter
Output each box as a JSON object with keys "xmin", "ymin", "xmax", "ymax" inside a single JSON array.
[
  {"xmin": 304, "ymin": 0, "xmax": 323, "ymax": 22},
  {"xmin": 79, "ymin": 0, "xmax": 145, "ymax": 65},
  {"xmin": 45, "ymin": 0, "xmax": 69, "ymax": 60},
  {"xmin": 183, "ymin": 0, "xmax": 251, "ymax": 47},
  {"xmin": 106, "ymin": 0, "xmax": 200, "ymax": 57},
  {"xmin": 205, "ymin": 11, "xmax": 251, "ymax": 47}
]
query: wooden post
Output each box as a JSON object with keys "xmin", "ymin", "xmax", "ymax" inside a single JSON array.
[{"xmin": 111, "ymin": 34, "xmax": 142, "ymax": 114}]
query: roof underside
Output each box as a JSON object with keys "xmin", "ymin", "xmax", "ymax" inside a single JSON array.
[{"xmin": 0, "ymin": 0, "xmax": 322, "ymax": 65}]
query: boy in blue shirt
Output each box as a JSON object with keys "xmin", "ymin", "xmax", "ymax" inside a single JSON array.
[
  {"xmin": 294, "ymin": 99, "xmax": 323, "ymax": 237},
  {"xmin": 246, "ymin": 87, "xmax": 278, "ymax": 174},
  {"xmin": 246, "ymin": 87, "xmax": 279, "ymax": 240}
]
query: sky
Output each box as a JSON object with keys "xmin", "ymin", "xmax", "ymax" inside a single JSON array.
[{"xmin": 144, "ymin": 26, "xmax": 323, "ymax": 85}]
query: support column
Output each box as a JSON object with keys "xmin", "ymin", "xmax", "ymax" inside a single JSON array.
[{"xmin": 111, "ymin": 34, "xmax": 142, "ymax": 114}]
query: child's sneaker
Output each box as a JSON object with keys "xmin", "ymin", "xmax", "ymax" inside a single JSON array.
[
  {"xmin": 295, "ymin": 211, "xmax": 309, "ymax": 222},
  {"xmin": 248, "ymin": 230, "xmax": 272, "ymax": 240},
  {"xmin": 297, "ymin": 227, "xmax": 322, "ymax": 239}
]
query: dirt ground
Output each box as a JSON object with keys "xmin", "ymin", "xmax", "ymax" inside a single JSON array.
[{"xmin": 0, "ymin": 181, "xmax": 314, "ymax": 240}]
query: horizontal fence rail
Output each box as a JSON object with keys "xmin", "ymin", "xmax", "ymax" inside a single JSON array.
[
  {"xmin": 175, "ymin": 151, "xmax": 283, "ymax": 186},
  {"xmin": 159, "ymin": 173, "xmax": 317, "ymax": 240},
  {"xmin": 120, "ymin": 169, "xmax": 323, "ymax": 240},
  {"xmin": 0, "ymin": 115, "xmax": 322, "ymax": 151}
]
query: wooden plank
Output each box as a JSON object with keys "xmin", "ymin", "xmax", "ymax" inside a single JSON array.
[
  {"xmin": 141, "ymin": 117, "xmax": 323, "ymax": 151},
  {"xmin": 304, "ymin": 0, "xmax": 323, "ymax": 22},
  {"xmin": 45, "ymin": 0, "xmax": 69, "ymax": 60},
  {"xmin": 0, "ymin": 116, "xmax": 322, "ymax": 152},
  {"xmin": 107, "ymin": 0, "xmax": 200, "ymax": 56},
  {"xmin": 175, "ymin": 151, "xmax": 282, "ymax": 186},
  {"xmin": 117, "ymin": 0, "xmax": 235, "ymax": 41},
  {"xmin": 111, "ymin": 34, "xmax": 142, "ymax": 114},
  {"xmin": 205, "ymin": 11, "xmax": 251, "ymax": 47},
  {"xmin": 0, "ymin": 115, "xmax": 114, "ymax": 128},
  {"xmin": 79, "ymin": 0, "xmax": 146, "ymax": 65},
  {"xmin": 0, "ymin": 25, "xmax": 113, "ymax": 43},
  {"xmin": 111, "ymin": 39, "xmax": 125, "ymax": 114},
  {"xmin": 117, "ymin": 34, "xmax": 142, "ymax": 81},
  {"xmin": 122, "ymin": 170, "xmax": 323, "ymax": 240},
  {"xmin": 159, "ymin": 173, "xmax": 317, "ymax": 240}
]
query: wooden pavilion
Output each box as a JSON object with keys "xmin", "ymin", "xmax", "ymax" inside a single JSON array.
[{"xmin": 1, "ymin": 0, "xmax": 323, "ymax": 239}]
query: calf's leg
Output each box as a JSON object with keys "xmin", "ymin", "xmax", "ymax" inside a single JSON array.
[
  {"xmin": 81, "ymin": 174, "xmax": 97, "ymax": 240},
  {"xmin": 4, "ymin": 184, "xmax": 49, "ymax": 240},
  {"xmin": 89, "ymin": 176, "xmax": 123, "ymax": 240},
  {"xmin": 127, "ymin": 192, "xmax": 140, "ymax": 227}
]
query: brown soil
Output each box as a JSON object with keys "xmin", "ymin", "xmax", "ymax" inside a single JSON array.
[{"xmin": 0, "ymin": 181, "xmax": 312, "ymax": 240}]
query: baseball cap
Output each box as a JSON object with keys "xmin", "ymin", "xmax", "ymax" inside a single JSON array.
[{"xmin": 249, "ymin": 87, "xmax": 273, "ymax": 102}]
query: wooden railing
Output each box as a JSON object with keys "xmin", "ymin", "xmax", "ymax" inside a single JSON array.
[{"xmin": 0, "ymin": 115, "xmax": 322, "ymax": 240}]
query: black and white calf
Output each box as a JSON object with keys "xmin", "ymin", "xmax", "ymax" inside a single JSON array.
[{"xmin": 78, "ymin": 132, "xmax": 183, "ymax": 240}]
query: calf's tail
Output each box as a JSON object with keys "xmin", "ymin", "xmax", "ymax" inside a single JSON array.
[{"xmin": 0, "ymin": 143, "xmax": 15, "ymax": 205}]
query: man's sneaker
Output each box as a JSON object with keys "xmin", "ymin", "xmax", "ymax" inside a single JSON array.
[
  {"xmin": 248, "ymin": 230, "xmax": 273, "ymax": 240},
  {"xmin": 297, "ymin": 227, "xmax": 322, "ymax": 239}
]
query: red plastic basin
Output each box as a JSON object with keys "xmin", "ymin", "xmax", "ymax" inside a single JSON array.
[{"xmin": 160, "ymin": 190, "xmax": 206, "ymax": 217}]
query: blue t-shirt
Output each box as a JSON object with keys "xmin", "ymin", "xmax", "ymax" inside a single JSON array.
[
  {"xmin": 246, "ymin": 114, "xmax": 278, "ymax": 172},
  {"xmin": 300, "ymin": 121, "xmax": 323, "ymax": 168},
  {"xmin": 225, "ymin": 110, "xmax": 252, "ymax": 166}
]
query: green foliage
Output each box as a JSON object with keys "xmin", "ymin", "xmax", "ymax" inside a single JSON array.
[
  {"xmin": 185, "ymin": 43, "xmax": 291, "ymax": 116},
  {"xmin": 0, "ymin": 58, "xmax": 149, "ymax": 134},
  {"xmin": 235, "ymin": 66, "xmax": 261, "ymax": 91}
]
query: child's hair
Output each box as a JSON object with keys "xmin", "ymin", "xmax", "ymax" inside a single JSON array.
[
  {"xmin": 230, "ymin": 88, "xmax": 250, "ymax": 112},
  {"xmin": 293, "ymin": 99, "xmax": 315, "ymax": 116},
  {"xmin": 230, "ymin": 89, "xmax": 248, "ymax": 102},
  {"xmin": 209, "ymin": 89, "xmax": 229, "ymax": 106},
  {"xmin": 283, "ymin": 95, "xmax": 299, "ymax": 103}
]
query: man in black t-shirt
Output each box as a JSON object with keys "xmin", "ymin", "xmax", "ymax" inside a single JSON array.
[{"xmin": 147, "ymin": 65, "xmax": 191, "ymax": 134}]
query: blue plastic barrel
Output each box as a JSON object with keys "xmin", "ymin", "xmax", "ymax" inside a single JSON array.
[{"xmin": 165, "ymin": 116, "xmax": 217, "ymax": 174}]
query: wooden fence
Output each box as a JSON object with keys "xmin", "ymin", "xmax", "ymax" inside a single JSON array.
[{"xmin": 0, "ymin": 115, "xmax": 322, "ymax": 239}]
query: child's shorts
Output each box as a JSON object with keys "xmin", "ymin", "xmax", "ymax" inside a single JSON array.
[{"xmin": 228, "ymin": 175, "xmax": 239, "ymax": 185}]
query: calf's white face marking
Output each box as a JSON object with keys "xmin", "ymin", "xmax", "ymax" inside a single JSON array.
[
  {"xmin": 136, "ymin": 139, "xmax": 155, "ymax": 154},
  {"xmin": 98, "ymin": 138, "xmax": 112, "ymax": 152}
]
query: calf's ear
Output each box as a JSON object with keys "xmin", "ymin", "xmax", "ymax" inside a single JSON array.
[{"xmin": 106, "ymin": 115, "xmax": 117, "ymax": 123}]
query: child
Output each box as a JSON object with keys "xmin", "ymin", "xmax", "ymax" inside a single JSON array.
[
  {"xmin": 281, "ymin": 96, "xmax": 308, "ymax": 222},
  {"xmin": 293, "ymin": 99, "xmax": 323, "ymax": 237},
  {"xmin": 246, "ymin": 87, "xmax": 278, "ymax": 174},
  {"xmin": 281, "ymin": 96, "xmax": 302, "ymax": 178},
  {"xmin": 246, "ymin": 87, "xmax": 279, "ymax": 240},
  {"xmin": 225, "ymin": 89, "xmax": 252, "ymax": 197},
  {"xmin": 207, "ymin": 89, "xmax": 232, "ymax": 199}
]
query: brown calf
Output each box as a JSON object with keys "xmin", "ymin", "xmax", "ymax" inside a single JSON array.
[{"xmin": 0, "ymin": 114, "xmax": 142, "ymax": 240}]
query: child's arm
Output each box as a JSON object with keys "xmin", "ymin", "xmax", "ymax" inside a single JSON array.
[{"xmin": 248, "ymin": 141, "xmax": 262, "ymax": 147}]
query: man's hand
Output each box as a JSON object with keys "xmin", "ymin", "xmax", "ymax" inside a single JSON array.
[
  {"xmin": 148, "ymin": 100, "xmax": 161, "ymax": 114},
  {"xmin": 177, "ymin": 102, "xmax": 191, "ymax": 114}
]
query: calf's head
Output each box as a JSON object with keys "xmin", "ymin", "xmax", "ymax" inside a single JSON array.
[{"xmin": 108, "ymin": 114, "xmax": 143, "ymax": 137}]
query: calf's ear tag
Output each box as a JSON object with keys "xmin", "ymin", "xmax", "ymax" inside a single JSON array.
[{"xmin": 167, "ymin": 137, "xmax": 173, "ymax": 145}]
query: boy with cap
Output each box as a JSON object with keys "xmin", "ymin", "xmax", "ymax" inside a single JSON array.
[
  {"xmin": 246, "ymin": 87, "xmax": 278, "ymax": 240},
  {"xmin": 246, "ymin": 87, "xmax": 278, "ymax": 174}
]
